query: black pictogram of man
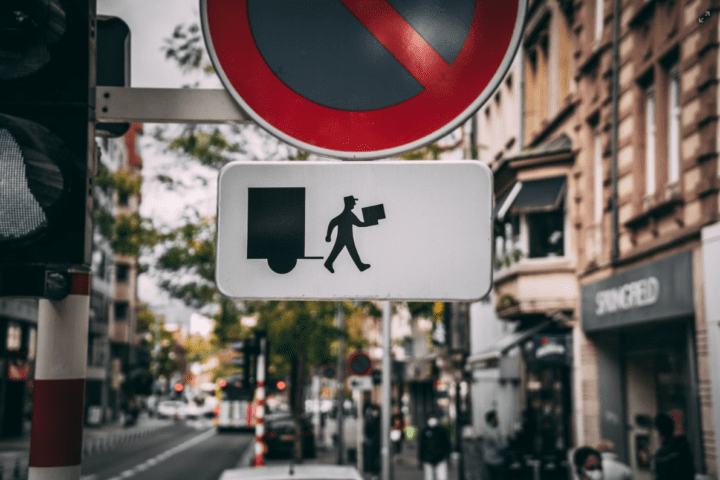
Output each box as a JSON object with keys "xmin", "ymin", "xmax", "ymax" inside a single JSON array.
[{"xmin": 324, "ymin": 196, "xmax": 372, "ymax": 273}]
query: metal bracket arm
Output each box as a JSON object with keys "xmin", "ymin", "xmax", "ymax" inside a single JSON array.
[{"xmin": 95, "ymin": 86, "xmax": 253, "ymax": 124}]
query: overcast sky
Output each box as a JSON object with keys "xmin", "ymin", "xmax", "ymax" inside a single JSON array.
[
  {"xmin": 98, "ymin": 0, "xmax": 216, "ymax": 89},
  {"xmin": 97, "ymin": 0, "xmax": 219, "ymax": 323}
]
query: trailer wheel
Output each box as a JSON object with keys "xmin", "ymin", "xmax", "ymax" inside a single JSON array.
[{"xmin": 268, "ymin": 255, "xmax": 297, "ymax": 274}]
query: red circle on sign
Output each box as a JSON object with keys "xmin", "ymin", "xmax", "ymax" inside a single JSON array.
[
  {"xmin": 202, "ymin": 0, "xmax": 525, "ymax": 159},
  {"xmin": 347, "ymin": 351, "xmax": 372, "ymax": 376}
]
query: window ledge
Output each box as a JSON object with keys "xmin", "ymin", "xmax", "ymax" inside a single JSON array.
[
  {"xmin": 577, "ymin": 41, "xmax": 610, "ymax": 75},
  {"xmin": 624, "ymin": 191, "xmax": 683, "ymax": 229},
  {"xmin": 493, "ymin": 257, "xmax": 575, "ymax": 284},
  {"xmin": 628, "ymin": 0, "xmax": 656, "ymax": 28}
]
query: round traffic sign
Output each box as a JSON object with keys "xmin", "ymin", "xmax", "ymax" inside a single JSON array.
[
  {"xmin": 347, "ymin": 351, "xmax": 372, "ymax": 376},
  {"xmin": 201, "ymin": 0, "xmax": 527, "ymax": 159}
]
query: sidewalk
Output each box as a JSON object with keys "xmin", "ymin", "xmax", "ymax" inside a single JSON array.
[
  {"xmin": 243, "ymin": 439, "xmax": 473, "ymax": 480},
  {"xmin": 0, "ymin": 413, "xmax": 175, "ymax": 479}
]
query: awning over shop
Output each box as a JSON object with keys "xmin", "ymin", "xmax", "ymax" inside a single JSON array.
[
  {"xmin": 495, "ymin": 176, "xmax": 566, "ymax": 221},
  {"xmin": 466, "ymin": 320, "xmax": 553, "ymax": 364}
]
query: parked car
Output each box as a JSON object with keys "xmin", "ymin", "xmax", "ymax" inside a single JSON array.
[
  {"xmin": 263, "ymin": 412, "xmax": 316, "ymax": 459},
  {"xmin": 219, "ymin": 465, "xmax": 362, "ymax": 480},
  {"xmin": 156, "ymin": 400, "xmax": 187, "ymax": 420}
]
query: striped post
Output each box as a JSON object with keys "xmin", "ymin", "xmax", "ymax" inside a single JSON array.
[
  {"xmin": 29, "ymin": 273, "xmax": 90, "ymax": 480},
  {"xmin": 253, "ymin": 335, "xmax": 266, "ymax": 467}
]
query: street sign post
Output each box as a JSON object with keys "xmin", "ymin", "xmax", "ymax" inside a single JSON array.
[
  {"xmin": 216, "ymin": 161, "xmax": 493, "ymax": 301},
  {"xmin": 348, "ymin": 376, "xmax": 373, "ymax": 391},
  {"xmin": 201, "ymin": 0, "xmax": 527, "ymax": 159}
]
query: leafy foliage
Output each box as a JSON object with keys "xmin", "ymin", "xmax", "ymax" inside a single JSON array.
[
  {"xmin": 114, "ymin": 213, "xmax": 160, "ymax": 256},
  {"xmin": 136, "ymin": 307, "xmax": 184, "ymax": 379},
  {"xmin": 213, "ymin": 298, "xmax": 245, "ymax": 345},
  {"xmin": 167, "ymin": 129, "xmax": 241, "ymax": 169},
  {"xmin": 95, "ymin": 165, "xmax": 143, "ymax": 199},
  {"xmin": 162, "ymin": 23, "xmax": 208, "ymax": 74},
  {"xmin": 184, "ymin": 333, "xmax": 215, "ymax": 365}
]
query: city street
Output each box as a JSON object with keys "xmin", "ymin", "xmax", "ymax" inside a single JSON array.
[
  {"xmin": 4, "ymin": 1, "xmax": 720, "ymax": 479},
  {"xmin": 80, "ymin": 422, "xmax": 252, "ymax": 480}
]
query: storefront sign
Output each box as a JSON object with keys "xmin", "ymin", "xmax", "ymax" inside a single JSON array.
[
  {"xmin": 581, "ymin": 250, "xmax": 693, "ymax": 332},
  {"xmin": 595, "ymin": 276, "xmax": 660, "ymax": 315},
  {"xmin": 530, "ymin": 334, "xmax": 570, "ymax": 365}
]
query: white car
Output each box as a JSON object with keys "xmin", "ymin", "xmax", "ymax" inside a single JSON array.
[
  {"xmin": 156, "ymin": 400, "xmax": 187, "ymax": 419},
  {"xmin": 218, "ymin": 465, "xmax": 363, "ymax": 480}
]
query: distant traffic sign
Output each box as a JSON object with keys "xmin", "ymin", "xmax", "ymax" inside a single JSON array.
[
  {"xmin": 201, "ymin": 0, "xmax": 527, "ymax": 159},
  {"xmin": 215, "ymin": 161, "xmax": 493, "ymax": 300},
  {"xmin": 348, "ymin": 376, "xmax": 373, "ymax": 391},
  {"xmin": 348, "ymin": 351, "xmax": 372, "ymax": 376}
]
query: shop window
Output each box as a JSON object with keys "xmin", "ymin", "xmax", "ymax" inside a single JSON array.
[
  {"xmin": 116, "ymin": 263, "xmax": 130, "ymax": 283},
  {"xmin": 115, "ymin": 302, "xmax": 129, "ymax": 322},
  {"xmin": 595, "ymin": 0, "xmax": 604, "ymax": 42},
  {"xmin": 93, "ymin": 250, "xmax": 106, "ymax": 280},
  {"xmin": 645, "ymin": 86, "xmax": 656, "ymax": 196},
  {"xmin": 528, "ymin": 208, "xmax": 565, "ymax": 258},
  {"xmin": 494, "ymin": 216, "xmax": 521, "ymax": 269},
  {"xmin": 28, "ymin": 328, "xmax": 36, "ymax": 360},
  {"xmin": 495, "ymin": 176, "xmax": 567, "ymax": 264},
  {"xmin": 667, "ymin": 66, "xmax": 680, "ymax": 185},
  {"xmin": 594, "ymin": 128, "xmax": 603, "ymax": 224},
  {"xmin": 6, "ymin": 323, "xmax": 21, "ymax": 351}
]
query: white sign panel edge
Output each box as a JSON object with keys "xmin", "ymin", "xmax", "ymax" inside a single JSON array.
[{"xmin": 215, "ymin": 160, "xmax": 493, "ymax": 302}]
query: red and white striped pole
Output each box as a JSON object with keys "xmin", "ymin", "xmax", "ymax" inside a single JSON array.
[
  {"xmin": 253, "ymin": 335, "xmax": 266, "ymax": 467},
  {"xmin": 29, "ymin": 272, "xmax": 90, "ymax": 480}
]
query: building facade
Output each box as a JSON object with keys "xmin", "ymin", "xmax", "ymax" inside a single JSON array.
[
  {"xmin": 89, "ymin": 124, "xmax": 145, "ymax": 424},
  {"xmin": 573, "ymin": 0, "xmax": 720, "ymax": 477},
  {"xmin": 470, "ymin": 0, "xmax": 720, "ymax": 477},
  {"xmin": 469, "ymin": 0, "xmax": 579, "ymax": 456}
]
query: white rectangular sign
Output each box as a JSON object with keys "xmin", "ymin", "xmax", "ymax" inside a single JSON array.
[
  {"xmin": 348, "ymin": 375, "xmax": 373, "ymax": 391},
  {"xmin": 216, "ymin": 161, "xmax": 493, "ymax": 301}
]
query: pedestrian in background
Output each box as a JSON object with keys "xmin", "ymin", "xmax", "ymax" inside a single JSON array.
[
  {"xmin": 595, "ymin": 440, "xmax": 632, "ymax": 480},
  {"xmin": 483, "ymin": 410, "xmax": 508, "ymax": 480},
  {"xmin": 418, "ymin": 412, "xmax": 452, "ymax": 480},
  {"xmin": 573, "ymin": 446, "xmax": 603, "ymax": 480},
  {"xmin": 654, "ymin": 412, "xmax": 694, "ymax": 480},
  {"xmin": 390, "ymin": 404, "xmax": 405, "ymax": 461},
  {"xmin": 364, "ymin": 404, "xmax": 381, "ymax": 476}
]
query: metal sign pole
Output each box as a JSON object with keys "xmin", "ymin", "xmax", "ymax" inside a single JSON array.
[
  {"xmin": 355, "ymin": 388, "xmax": 364, "ymax": 472},
  {"xmin": 336, "ymin": 302, "xmax": 345, "ymax": 465},
  {"xmin": 29, "ymin": 272, "xmax": 90, "ymax": 480},
  {"xmin": 254, "ymin": 335, "xmax": 266, "ymax": 467},
  {"xmin": 381, "ymin": 301, "xmax": 392, "ymax": 480}
]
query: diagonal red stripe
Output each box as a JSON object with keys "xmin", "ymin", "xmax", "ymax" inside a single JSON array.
[{"xmin": 339, "ymin": 0, "xmax": 451, "ymax": 89}]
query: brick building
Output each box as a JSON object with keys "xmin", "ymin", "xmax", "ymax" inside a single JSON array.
[
  {"xmin": 469, "ymin": 0, "xmax": 720, "ymax": 477},
  {"xmin": 574, "ymin": 0, "xmax": 719, "ymax": 477}
]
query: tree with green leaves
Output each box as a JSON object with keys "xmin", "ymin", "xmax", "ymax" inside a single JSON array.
[{"xmin": 245, "ymin": 300, "xmax": 367, "ymax": 462}]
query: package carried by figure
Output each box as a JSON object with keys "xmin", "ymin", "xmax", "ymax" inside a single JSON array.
[{"xmin": 362, "ymin": 204, "xmax": 386, "ymax": 226}]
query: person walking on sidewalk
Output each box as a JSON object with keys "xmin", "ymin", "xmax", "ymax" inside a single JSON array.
[
  {"xmin": 595, "ymin": 440, "xmax": 632, "ymax": 480},
  {"xmin": 573, "ymin": 446, "xmax": 603, "ymax": 480},
  {"xmin": 418, "ymin": 413, "xmax": 452, "ymax": 480},
  {"xmin": 654, "ymin": 412, "xmax": 694, "ymax": 480},
  {"xmin": 364, "ymin": 404, "xmax": 381, "ymax": 476},
  {"xmin": 483, "ymin": 410, "xmax": 508, "ymax": 480},
  {"xmin": 390, "ymin": 404, "xmax": 405, "ymax": 461}
]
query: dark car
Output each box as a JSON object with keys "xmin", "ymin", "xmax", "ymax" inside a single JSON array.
[{"xmin": 263, "ymin": 412, "xmax": 316, "ymax": 459}]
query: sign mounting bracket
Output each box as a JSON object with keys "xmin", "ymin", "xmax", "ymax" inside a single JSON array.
[{"xmin": 95, "ymin": 86, "xmax": 253, "ymax": 124}]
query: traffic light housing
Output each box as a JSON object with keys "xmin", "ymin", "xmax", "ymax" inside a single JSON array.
[
  {"xmin": 0, "ymin": 0, "xmax": 96, "ymax": 297},
  {"xmin": 230, "ymin": 331, "xmax": 269, "ymax": 389},
  {"xmin": 96, "ymin": 14, "xmax": 130, "ymax": 138}
]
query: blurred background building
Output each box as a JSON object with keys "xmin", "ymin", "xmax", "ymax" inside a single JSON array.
[{"xmin": 468, "ymin": 0, "xmax": 720, "ymax": 478}]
